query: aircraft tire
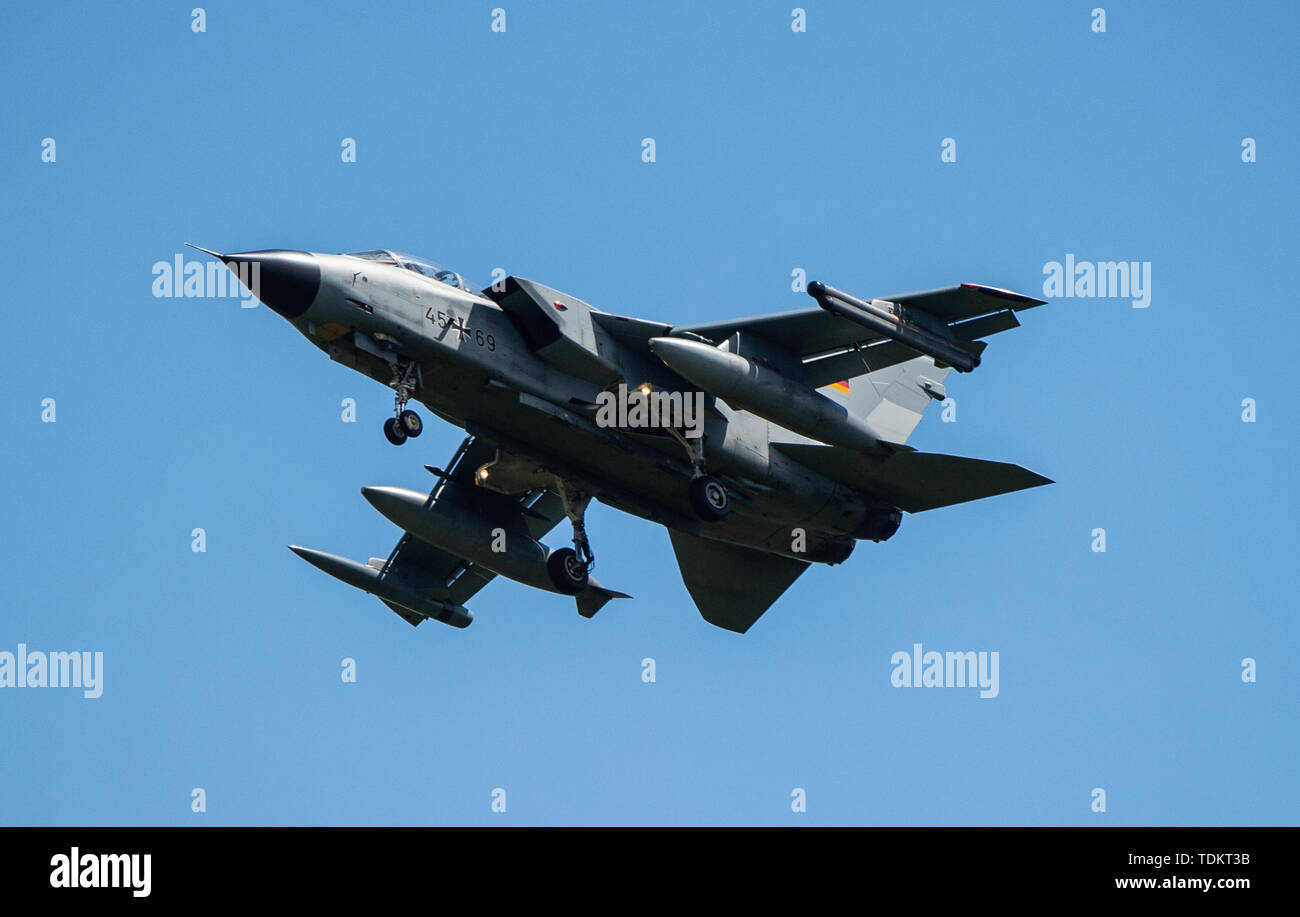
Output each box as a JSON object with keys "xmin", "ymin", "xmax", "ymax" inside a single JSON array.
[
  {"xmin": 546, "ymin": 548, "xmax": 589, "ymax": 594},
  {"xmin": 399, "ymin": 410, "xmax": 423, "ymax": 438},
  {"xmin": 689, "ymin": 475, "xmax": 730, "ymax": 521},
  {"xmin": 383, "ymin": 417, "xmax": 407, "ymax": 446}
]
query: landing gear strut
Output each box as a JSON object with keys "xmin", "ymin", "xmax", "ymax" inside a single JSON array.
[
  {"xmin": 668, "ymin": 427, "xmax": 730, "ymax": 521},
  {"xmin": 382, "ymin": 361, "xmax": 424, "ymax": 446},
  {"xmin": 546, "ymin": 484, "xmax": 594, "ymax": 594}
]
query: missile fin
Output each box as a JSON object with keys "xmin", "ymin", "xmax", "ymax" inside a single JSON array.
[
  {"xmin": 576, "ymin": 581, "xmax": 632, "ymax": 619},
  {"xmin": 380, "ymin": 599, "xmax": 426, "ymax": 627}
]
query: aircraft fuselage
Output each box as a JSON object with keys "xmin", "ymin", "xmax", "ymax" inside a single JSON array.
[{"xmin": 277, "ymin": 250, "xmax": 867, "ymax": 564}]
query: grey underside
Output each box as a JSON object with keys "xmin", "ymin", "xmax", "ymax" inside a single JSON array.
[{"xmin": 377, "ymin": 281, "xmax": 1049, "ymax": 633}]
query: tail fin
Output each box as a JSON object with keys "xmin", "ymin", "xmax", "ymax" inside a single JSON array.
[
  {"xmin": 819, "ymin": 355, "xmax": 951, "ymax": 446},
  {"xmin": 667, "ymin": 529, "xmax": 809, "ymax": 633}
]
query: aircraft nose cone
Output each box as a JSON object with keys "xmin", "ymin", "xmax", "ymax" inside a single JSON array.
[{"xmin": 222, "ymin": 250, "xmax": 320, "ymax": 319}]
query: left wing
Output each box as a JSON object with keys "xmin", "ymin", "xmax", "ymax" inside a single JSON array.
[
  {"xmin": 672, "ymin": 283, "xmax": 1044, "ymax": 382},
  {"xmin": 771, "ymin": 442, "xmax": 1053, "ymax": 513}
]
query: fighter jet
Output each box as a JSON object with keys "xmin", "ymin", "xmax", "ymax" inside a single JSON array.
[{"xmin": 191, "ymin": 244, "xmax": 1052, "ymax": 633}]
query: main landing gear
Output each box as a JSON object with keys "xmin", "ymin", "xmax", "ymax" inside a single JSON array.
[
  {"xmin": 688, "ymin": 475, "xmax": 730, "ymax": 521},
  {"xmin": 546, "ymin": 484, "xmax": 595, "ymax": 595},
  {"xmin": 668, "ymin": 427, "xmax": 730, "ymax": 522},
  {"xmin": 382, "ymin": 361, "xmax": 424, "ymax": 446}
]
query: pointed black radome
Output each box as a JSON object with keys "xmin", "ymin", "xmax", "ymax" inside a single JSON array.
[{"xmin": 220, "ymin": 249, "xmax": 321, "ymax": 319}]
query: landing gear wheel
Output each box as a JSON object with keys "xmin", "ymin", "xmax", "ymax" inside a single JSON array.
[
  {"xmin": 546, "ymin": 547, "xmax": 589, "ymax": 595},
  {"xmin": 387, "ymin": 360, "xmax": 422, "ymax": 443},
  {"xmin": 398, "ymin": 410, "xmax": 423, "ymax": 438},
  {"xmin": 383, "ymin": 417, "xmax": 408, "ymax": 446},
  {"xmin": 689, "ymin": 475, "xmax": 730, "ymax": 521}
]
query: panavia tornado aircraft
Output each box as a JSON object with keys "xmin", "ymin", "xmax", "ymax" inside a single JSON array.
[{"xmin": 191, "ymin": 244, "xmax": 1052, "ymax": 633}]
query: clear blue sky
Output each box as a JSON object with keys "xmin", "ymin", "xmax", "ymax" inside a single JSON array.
[{"xmin": 1, "ymin": 1, "xmax": 1295, "ymax": 825}]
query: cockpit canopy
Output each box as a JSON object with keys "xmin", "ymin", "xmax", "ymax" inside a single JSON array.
[{"xmin": 345, "ymin": 250, "xmax": 480, "ymax": 294}]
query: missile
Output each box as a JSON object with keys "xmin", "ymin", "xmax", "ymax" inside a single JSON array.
[
  {"xmin": 807, "ymin": 281, "xmax": 979, "ymax": 373},
  {"xmin": 648, "ymin": 336, "xmax": 888, "ymax": 452},
  {"xmin": 288, "ymin": 544, "xmax": 473, "ymax": 628}
]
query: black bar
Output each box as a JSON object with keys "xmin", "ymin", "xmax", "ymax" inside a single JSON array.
[{"xmin": 0, "ymin": 827, "xmax": 1286, "ymax": 902}]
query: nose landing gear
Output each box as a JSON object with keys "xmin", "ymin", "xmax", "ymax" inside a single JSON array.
[
  {"xmin": 382, "ymin": 361, "xmax": 424, "ymax": 446},
  {"xmin": 382, "ymin": 412, "xmax": 422, "ymax": 445}
]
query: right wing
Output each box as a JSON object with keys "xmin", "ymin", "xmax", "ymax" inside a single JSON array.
[
  {"xmin": 376, "ymin": 532, "xmax": 497, "ymax": 625},
  {"xmin": 377, "ymin": 436, "xmax": 568, "ymax": 625}
]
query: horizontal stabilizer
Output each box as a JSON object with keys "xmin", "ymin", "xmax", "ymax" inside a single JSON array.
[
  {"xmin": 771, "ymin": 443, "xmax": 1052, "ymax": 513},
  {"xmin": 668, "ymin": 529, "xmax": 809, "ymax": 633}
]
